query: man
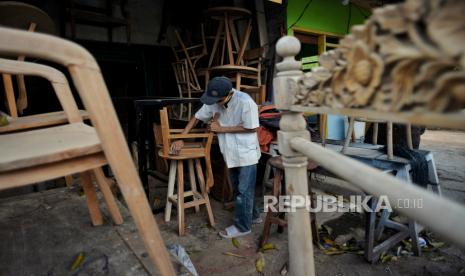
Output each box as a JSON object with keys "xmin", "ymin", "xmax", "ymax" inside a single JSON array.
[{"xmin": 171, "ymin": 76, "xmax": 261, "ymax": 238}]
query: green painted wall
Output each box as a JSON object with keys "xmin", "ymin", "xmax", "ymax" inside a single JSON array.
[{"xmin": 287, "ymin": 0, "xmax": 370, "ymax": 35}]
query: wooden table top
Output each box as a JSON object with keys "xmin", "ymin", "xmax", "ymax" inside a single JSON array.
[
  {"xmin": 204, "ymin": 6, "xmax": 251, "ymax": 20},
  {"xmin": 209, "ymin": 65, "xmax": 258, "ymax": 73}
]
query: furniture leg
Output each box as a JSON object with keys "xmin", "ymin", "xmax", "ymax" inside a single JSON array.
[
  {"xmin": 372, "ymin": 122, "xmax": 378, "ymax": 145},
  {"xmin": 426, "ymin": 154, "xmax": 441, "ymax": 196},
  {"xmin": 223, "ymin": 14, "xmax": 234, "ymax": 65},
  {"xmin": 165, "ymin": 160, "xmax": 177, "ymax": 222},
  {"xmin": 364, "ymin": 197, "xmax": 378, "ymax": 263},
  {"xmin": 320, "ymin": 114, "xmax": 327, "ymax": 147},
  {"xmin": 208, "ymin": 21, "xmax": 224, "ymax": 67},
  {"xmin": 308, "ymin": 176, "xmax": 319, "ymax": 244},
  {"xmin": 2, "ymin": 74, "xmax": 18, "ymax": 118},
  {"xmin": 235, "ymin": 72, "xmax": 241, "ymax": 90},
  {"xmin": 406, "ymin": 124, "xmax": 413, "ymax": 150},
  {"xmin": 195, "ymin": 159, "xmax": 215, "ymax": 226},
  {"xmin": 177, "ymin": 160, "xmax": 185, "ymax": 236},
  {"xmin": 342, "ymin": 117, "xmax": 355, "ymax": 154},
  {"xmin": 80, "ymin": 171, "xmax": 103, "ymax": 226},
  {"xmin": 409, "ymin": 219, "xmax": 421, "ymax": 256},
  {"xmin": 262, "ymin": 159, "xmax": 272, "ymax": 196},
  {"xmin": 65, "ymin": 175, "xmax": 74, "ymax": 189},
  {"xmin": 188, "ymin": 159, "xmax": 200, "ymax": 213},
  {"xmin": 387, "ymin": 121, "xmax": 393, "ymax": 160},
  {"xmin": 93, "ymin": 168, "xmax": 123, "ymax": 225}
]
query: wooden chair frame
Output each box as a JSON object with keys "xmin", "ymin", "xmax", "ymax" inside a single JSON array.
[
  {"xmin": 0, "ymin": 27, "xmax": 175, "ymax": 275},
  {"xmin": 0, "ymin": 58, "xmax": 122, "ymax": 227}
]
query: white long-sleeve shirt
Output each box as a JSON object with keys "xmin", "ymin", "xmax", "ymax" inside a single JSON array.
[{"xmin": 195, "ymin": 89, "xmax": 261, "ymax": 168}]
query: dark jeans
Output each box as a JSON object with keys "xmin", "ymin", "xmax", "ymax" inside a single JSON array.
[{"xmin": 229, "ymin": 164, "xmax": 260, "ymax": 232}]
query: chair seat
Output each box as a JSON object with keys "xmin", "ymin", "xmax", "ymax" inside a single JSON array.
[
  {"xmin": 0, "ymin": 123, "xmax": 101, "ymax": 171},
  {"xmin": 0, "ymin": 110, "xmax": 89, "ymax": 134},
  {"xmin": 158, "ymin": 148, "xmax": 206, "ymax": 160}
]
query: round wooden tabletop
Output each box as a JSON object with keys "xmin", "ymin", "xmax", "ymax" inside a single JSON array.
[
  {"xmin": 204, "ymin": 6, "xmax": 251, "ymax": 20},
  {"xmin": 0, "ymin": 2, "xmax": 56, "ymax": 34},
  {"xmin": 209, "ymin": 65, "xmax": 258, "ymax": 73}
]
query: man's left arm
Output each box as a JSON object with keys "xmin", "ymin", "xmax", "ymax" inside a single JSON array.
[{"xmin": 208, "ymin": 122, "xmax": 257, "ymax": 133}]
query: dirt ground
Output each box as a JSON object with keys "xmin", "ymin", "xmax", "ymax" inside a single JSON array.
[
  {"xmin": 1, "ymin": 129, "xmax": 464, "ymax": 275},
  {"xmin": 152, "ymin": 129, "xmax": 465, "ymax": 275}
]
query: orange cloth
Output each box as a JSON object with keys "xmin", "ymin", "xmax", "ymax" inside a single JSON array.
[{"xmin": 258, "ymin": 126, "xmax": 275, "ymax": 152}]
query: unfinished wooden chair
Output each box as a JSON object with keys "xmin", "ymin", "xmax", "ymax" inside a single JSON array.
[
  {"xmin": 0, "ymin": 1, "xmax": 56, "ymax": 116},
  {"xmin": 170, "ymin": 25, "xmax": 208, "ymax": 88},
  {"xmin": 0, "ymin": 58, "xmax": 122, "ymax": 226},
  {"xmin": 171, "ymin": 60, "xmax": 203, "ymax": 120},
  {"xmin": 155, "ymin": 107, "xmax": 214, "ymax": 236},
  {"xmin": 0, "ymin": 27, "xmax": 175, "ymax": 275}
]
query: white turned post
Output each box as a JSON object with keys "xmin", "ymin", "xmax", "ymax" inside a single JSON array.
[{"xmin": 274, "ymin": 36, "xmax": 315, "ymax": 276}]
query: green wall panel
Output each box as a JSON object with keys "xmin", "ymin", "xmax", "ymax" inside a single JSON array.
[{"xmin": 287, "ymin": 0, "xmax": 370, "ymax": 35}]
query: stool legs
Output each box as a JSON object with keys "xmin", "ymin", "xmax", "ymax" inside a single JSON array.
[
  {"xmin": 195, "ymin": 159, "xmax": 215, "ymax": 227},
  {"xmin": 165, "ymin": 160, "xmax": 177, "ymax": 222},
  {"xmin": 177, "ymin": 160, "xmax": 185, "ymax": 236},
  {"xmin": 188, "ymin": 159, "xmax": 200, "ymax": 213},
  {"xmin": 164, "ymin": 158, "xmax": 215, "ymax": 235}
]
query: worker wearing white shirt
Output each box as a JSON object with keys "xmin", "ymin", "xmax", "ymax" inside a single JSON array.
[{"xmin": 171, "ymin": 76, "xmax": 261, "ymax": 238}]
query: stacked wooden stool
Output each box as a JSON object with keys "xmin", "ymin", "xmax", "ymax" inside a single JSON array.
[{"xmin": 260, "ymin": 156, "xmax": 320, "ymax": 246}]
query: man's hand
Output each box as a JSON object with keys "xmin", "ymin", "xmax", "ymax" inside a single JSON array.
[
  {"xmin": 170, "ymin": 140, "xmax": 184, "ymax": 155},
  {"xmin": 208, "ymin": 121, "xmax": 223, "ymax": 133}
]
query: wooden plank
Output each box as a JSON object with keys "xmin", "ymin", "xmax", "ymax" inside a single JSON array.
[
  {"xmin": 290, "ymin": 105, "xmax": 465, "ymax": 130},
  {"xmin": 0, "ymin": 110, "xmax": 88, "ymax": 133},
  {"xmin": 0, "ymin": 153, "xmax": 107, "ymax": 190},
  {"xmin": 0, "ymin": 123, "xmax": 101, "ymax": 171}
]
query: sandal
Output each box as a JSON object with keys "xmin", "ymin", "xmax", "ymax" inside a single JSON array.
[{"xmin": 219, "ymin": 225, "xmax": 251, "ymax": 239}]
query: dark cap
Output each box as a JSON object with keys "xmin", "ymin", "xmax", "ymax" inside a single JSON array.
[{"xmin": 201, "ymin": 76, "xmax": 232, "ymax": 105}]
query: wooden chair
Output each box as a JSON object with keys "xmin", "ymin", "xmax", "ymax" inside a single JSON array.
[
  {"xmin": 170, "ymin": 25, "xmax": 208, "ymax": 89},
  {"xmin": 241, "ymin": 48, "xmax": 266, "ymax": 104},
  {"xmin": 0, "ymin": 1, "xmax": 56, "ymax": 116},
  {"xmin": 209, "ymin": 47, "xmax": 266, "ymax": 105},
  {"xmin": 0, "ymin": 27, "xmax": 175, "ymax": 275},
  {"xmin": 171, "ymin": 60, "xmax": 203, "ymax": 120},
  {"xmin": 0, "ymin": 58, "xmax": 122, "ymax": 226},
  {"xmin": 155, "ymin": 107, "xmax": 215, "ymax": 236}
]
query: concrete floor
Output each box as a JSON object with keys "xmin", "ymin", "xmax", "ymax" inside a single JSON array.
[{"xmin": 1, "ymin": 129, "xmax": 464, "ymax": 275}]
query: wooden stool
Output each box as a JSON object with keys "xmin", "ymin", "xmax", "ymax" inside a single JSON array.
[
  {"xmin": 260, "ymin": 156, "xmax": 320, "ymax": 246},
  {"xmin": 156, "ymin": 107, "xmax": 215, "ymax": 236},
  {"xmin": 163, "ymin": 157, "xmax": 215, "ymax": 236}
]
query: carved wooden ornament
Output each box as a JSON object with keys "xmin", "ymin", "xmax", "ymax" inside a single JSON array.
[{"xmin": 293, "ymin": 0, "xmax": 465, "ymax": 114}]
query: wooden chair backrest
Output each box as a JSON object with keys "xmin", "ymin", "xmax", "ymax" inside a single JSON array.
[
  {"xmin": 158, "ymin": 107, "xmax": 213, "ymax": 157},
  {"xmin": 0, "ymin": 58, "xmax": 82, "ymax": 124},
  {"xmin": 171, "ymin": 60, "xmax": 202, "ymax": 94}
]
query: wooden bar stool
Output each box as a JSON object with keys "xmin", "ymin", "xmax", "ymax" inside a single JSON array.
[
  {"xmin": 260, "ymin": 156, "xmax": 319, "ymax": 246},
  {"xmin": 156, "ymin": 108, "xmax": 215, "ymax": 236}
]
